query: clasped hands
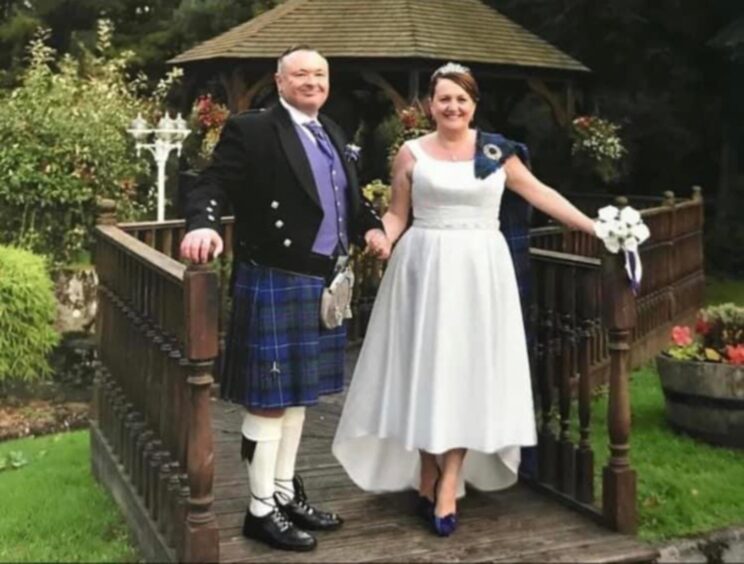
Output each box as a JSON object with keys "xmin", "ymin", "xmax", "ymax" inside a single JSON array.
[{"xmin": 364, "ymin": 228, "xmax": 392, "ymax": 260}]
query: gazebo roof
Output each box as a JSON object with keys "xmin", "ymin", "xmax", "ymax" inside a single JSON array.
[{"xmin": 169, "ymin": 0, "xmax": 589, "ymax": 74}]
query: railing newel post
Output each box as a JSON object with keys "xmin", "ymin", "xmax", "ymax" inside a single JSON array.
[
  {"xmin": 600, "ymin": 251, "xmax": 638, "ymax": 533},
  {"xmin": 182, "ymin": 262, "xmax": 219, "ymax": 563}
]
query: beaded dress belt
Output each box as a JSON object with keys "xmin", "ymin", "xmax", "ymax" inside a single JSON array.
[{"xmin": 413, "ymin": 218, "xmax": 501, "ymax": 230}]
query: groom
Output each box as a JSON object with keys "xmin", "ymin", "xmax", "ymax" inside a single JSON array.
[{"xmin": 180, "ymin": 45, "xmax": 389, "ymax": 551}]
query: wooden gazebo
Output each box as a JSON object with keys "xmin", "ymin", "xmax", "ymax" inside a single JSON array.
[{"xmin": 169, "ymin": 0, "xmax": 590, "ymax": 132}]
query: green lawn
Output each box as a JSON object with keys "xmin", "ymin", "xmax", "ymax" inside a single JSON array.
[
  {"xmin": 583, "ymin": 276, "xmax": 744, "ymax": 541},
  {"xmin": 705, "ymin": 275, "xmax": 744, "ymax": 306},
  {"xmin": 588, "ymin": 366, "xmax": 744, "ymax": 541},
  {"xmin": 0, "ymin": 431, "xmax": 137, "ymax": 562},
  {"xmin": 0, "ymin": 276, "xmax": 740, "ymax": 558}
]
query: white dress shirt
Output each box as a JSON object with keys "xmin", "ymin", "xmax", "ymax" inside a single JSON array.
[{"xmin": 279, "ymin": 97, "xmax": 320, "ymax": 146}]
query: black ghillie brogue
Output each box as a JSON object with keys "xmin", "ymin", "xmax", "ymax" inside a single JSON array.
[
  {"xmin": 275, "ymin": 475, "xmax": 344, "ymax": 531},
  {"xmin": 242, "ymin": 505, "xmax": 317, "ymax": 552}
]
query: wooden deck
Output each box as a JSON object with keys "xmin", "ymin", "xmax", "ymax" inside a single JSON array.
[{"xmin": 210, "ymin": 351, "xmax": 656, "ymax": 563}]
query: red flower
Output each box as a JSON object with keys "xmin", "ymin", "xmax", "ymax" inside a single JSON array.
[
  {"xmin": 725, "ymin": 345, "xmax": 744, "ymax": 365},
  {"xmin": 695, "ymin": 315, "xmax": 711, "ymax": 336},
  {"xmin": 671, "ymin": 325, "xmax": 693, "ymax": 347}
]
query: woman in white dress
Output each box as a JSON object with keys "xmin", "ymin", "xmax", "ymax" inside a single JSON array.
[{"xmin": 332, "ymin": 64, "xmax": 597, "ymax": 536}]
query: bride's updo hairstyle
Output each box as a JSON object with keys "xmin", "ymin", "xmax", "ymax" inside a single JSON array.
[{"xmin": 428, "ymin": 62, "xmax": 480, "ymax": 103}]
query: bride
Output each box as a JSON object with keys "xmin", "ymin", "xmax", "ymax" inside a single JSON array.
[{"xmin": 332, "ymin": 63, "xmax": 597, "ymax": 537}]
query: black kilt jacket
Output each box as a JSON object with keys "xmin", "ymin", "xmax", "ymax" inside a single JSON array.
[{"xmin": 183, "ymin": 103, "xmax": 383, "ymax": 276}]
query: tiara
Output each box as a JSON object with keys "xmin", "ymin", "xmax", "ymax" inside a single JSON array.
[{"xmin": 432, "ymin": 62, "xmax": 471, "ymax": 76}]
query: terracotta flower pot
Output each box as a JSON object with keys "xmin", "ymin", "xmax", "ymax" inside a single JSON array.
[{"xmin": 657, "ymin": 354, "xmax": 744, "ymax": 448}]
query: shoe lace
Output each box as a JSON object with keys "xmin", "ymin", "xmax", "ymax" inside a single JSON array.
[
  {"xmin": 277, "ymin": 476, "xmax": 316, "ymax": 515},
  {"xmin": 269, "ymin": 508, "xmax": 293, "ymax": 532},
  {"xmin": 252, "ymin": 495, "xmax": 292, "ymax": 532},
  {"xmin": 292, "ymin": 475, "xmax": 316, "ymax": 515}
]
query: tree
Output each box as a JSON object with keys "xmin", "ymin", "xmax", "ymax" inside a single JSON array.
[{"xmin": 0, "ymin": 0, "xmax": 282, "ymax": 87}]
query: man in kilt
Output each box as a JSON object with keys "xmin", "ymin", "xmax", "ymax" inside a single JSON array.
[{"xmin": 180, "ymin": 46, "xmax": 389, "ymax": 552}]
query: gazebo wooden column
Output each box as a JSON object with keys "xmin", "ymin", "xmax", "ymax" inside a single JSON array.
[
  {"xmin": 218, "ymin": 68, "xmax": 274, "ymax": 113},
  {"xmin": 527, "ymin": 78, "xmax": 577, "ymax": 128}
]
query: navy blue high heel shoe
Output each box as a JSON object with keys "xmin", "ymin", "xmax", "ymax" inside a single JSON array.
[
  {"xmin": 432, "ymin": 512, "xmax": 458, "ymax": 537},
  {"xmin": 431, "ymin": 477, "xmax": 458, "ymax": 537}
]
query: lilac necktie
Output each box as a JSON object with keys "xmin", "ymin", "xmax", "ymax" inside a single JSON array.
[{"xmin": 303, "ymin": 121, "xmax": 336, "ymax": 163}]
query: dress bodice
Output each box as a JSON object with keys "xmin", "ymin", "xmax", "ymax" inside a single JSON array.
[{"xmin": 405, "ymin": 138, "xmax": 505, "ymax": 229}]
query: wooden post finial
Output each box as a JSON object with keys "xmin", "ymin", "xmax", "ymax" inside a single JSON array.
[
  {"xmin": 663, "ymin": 191, "xmax": 675, "ymax": 207},
  {"xmin": 96, "ymin": 198, "xmax": 117, "ymax": 225},
  {"xmin": 614, "ymin": 195, "xmax": 628, "ymax": 208},
  {"xmin": 691, "ymin": 185, "xmax": 703, "ymax": 202}
]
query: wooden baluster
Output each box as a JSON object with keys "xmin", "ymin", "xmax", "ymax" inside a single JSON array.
[
  {"xmin": 162, "ymin": 228, "xmax": 174, "ymax": 258},
  {"xmin": 169, "ymin": 347, "xmax": 188, "ymax": 470},
  {"xmin": 175, "ymin": 474, "xmax": 190, "ymax": 562},
  {"xmin": 142, "ymin": 438, "xmax": 160, "ymax": 509},
  {"xmin": 179, "ymin": 355, "xmax": 191, "ymax": 471},
  {"xmin": 160, "ymin": 340, "xmax": 175, "ymax": 454},
  {"xmin": 576, "ymin": 267, "xmax": 598, "ymax": 503},
  {"xmin": 557, "ymin": 265, "xmax": 576, "ymax": 496},
  {"xmin": 537, "ymin": 261, "xmax": 557, "ymax": 487},
  {"xmin": 128, "ymin": 415, "xmax": 146, "ymax": 479},
  {"xmin": 183, "ymin": 263, "xmax": 219, "ymax": 563},
  {"xmin": 148, "ymin": 448, "xmax": 167, "ymax": 519},
  {"xmin": 156, "ymin": 454, "xmax": 173, "ymax": 526},
  {"xmin": 663, "ymin": 191, "xmax": 677, "ymax": 321},
  {"xmin": 165, "ymin": 462, "xmax": 182, "ymax": 546},
  {"xmin": 150, "ymin": 332, "xmax": 164, "ymax": 438},
  {"xmin": 135, "ymin": 430, "xmax": 154, "ymax": 496},
  {"xmin": 601, "ymin": 252, "xmax": 638, "ymax": 533}
]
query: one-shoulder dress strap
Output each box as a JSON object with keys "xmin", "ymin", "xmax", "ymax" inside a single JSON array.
[{"xmin": 403, "ymin": 138, "xmax": 426, "ymax": 161}]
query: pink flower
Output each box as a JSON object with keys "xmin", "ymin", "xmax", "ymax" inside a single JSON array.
[
  {"xmin": 725, "ymin": 345, "xmax": 744, "ymax": 365},
  {"xmin": 671, "ymin": 325, "xmax": 693, "ymax": 347},
  {"xmin": 695, "ymin": 316, "xmax": 711, "ymax": 336}
]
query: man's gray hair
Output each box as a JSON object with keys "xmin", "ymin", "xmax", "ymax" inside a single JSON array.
[{"xmin": 276, "ymin": 44, "xmax": 325, "ymax": 73}]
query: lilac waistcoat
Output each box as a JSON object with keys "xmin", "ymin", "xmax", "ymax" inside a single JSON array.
[{"xmin": 295, "ymin": 123, "xmax": 350, "ymax": 255}]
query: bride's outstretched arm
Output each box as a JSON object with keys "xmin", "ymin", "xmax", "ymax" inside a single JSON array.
[
  {"xmin": 381, "ymin": 145, "xmax": 414, "ymax": 245},
  {"xmin": 504, "ymin": 156, "xmax": 595, "ymax": 235}
]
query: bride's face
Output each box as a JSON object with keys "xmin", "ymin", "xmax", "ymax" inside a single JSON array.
[{"xmin": 430, "ymin": 78, "xmax": 476, "ymax": 132}]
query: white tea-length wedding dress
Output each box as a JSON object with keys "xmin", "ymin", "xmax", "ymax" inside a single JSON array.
[{"xmin": 332, "ymin": 138, "xmax": 537, "ymax": 494}]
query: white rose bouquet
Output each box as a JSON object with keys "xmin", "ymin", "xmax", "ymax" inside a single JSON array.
[{"xmin": 593, "ymin": 205, "xmax": 651, "ymax": 294}]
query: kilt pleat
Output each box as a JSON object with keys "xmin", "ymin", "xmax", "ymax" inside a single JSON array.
[{"xmin": 221, "ymin": 262, "xmax": 346, "ymax": 408}]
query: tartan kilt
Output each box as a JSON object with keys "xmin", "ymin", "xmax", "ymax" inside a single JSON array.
[{"xmin": 221, "ymin": 262, "xmax": 347, "ymax": 409}]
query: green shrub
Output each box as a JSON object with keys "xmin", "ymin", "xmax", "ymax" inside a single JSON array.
[
  {"xmin": 0, "ymin": 245, "xmax": 59, "ymax": 384},
  {"xmin": 0, "ymin": 21, "xmax": 158, "ymax": 266}
]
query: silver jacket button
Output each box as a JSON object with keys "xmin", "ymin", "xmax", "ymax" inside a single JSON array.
[
  {"xmin": 283, "ymin": 238, "xmax": 292, "ymax": 247},
  {"xmin": 208, "ymin": 214, "xmax": 215, "ymax": 221},
  {"xmin": 275, "ymin": 220, "xmax": 284, "ymax": 228},
  {"xmin": 271, "ymin": 201, "xmax": 280, "ymax": 209},
  {"xmin": 209, "ymin": 199, "xmax": 217, "ymax": 206}
]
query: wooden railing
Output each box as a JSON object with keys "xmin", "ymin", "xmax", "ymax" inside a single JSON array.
[
  {"xmin": 528, "ymin": 247, "xmax": 637, "ymax": 532},
  {"xmin": 96, "ymin": 187, "xmax": 704, "ymax": 550},
  {"xmin": 91, "ymin": 201, "xmax": 219, "ymax": 563},
  {"xmin": 529, "ymin": 188, "xmax": 704, "ymax": 376}
]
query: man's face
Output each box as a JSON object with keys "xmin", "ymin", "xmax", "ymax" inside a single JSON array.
[{"xmin": 275, "ymin": 50, "xmax": 330, "ymax": 115}]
